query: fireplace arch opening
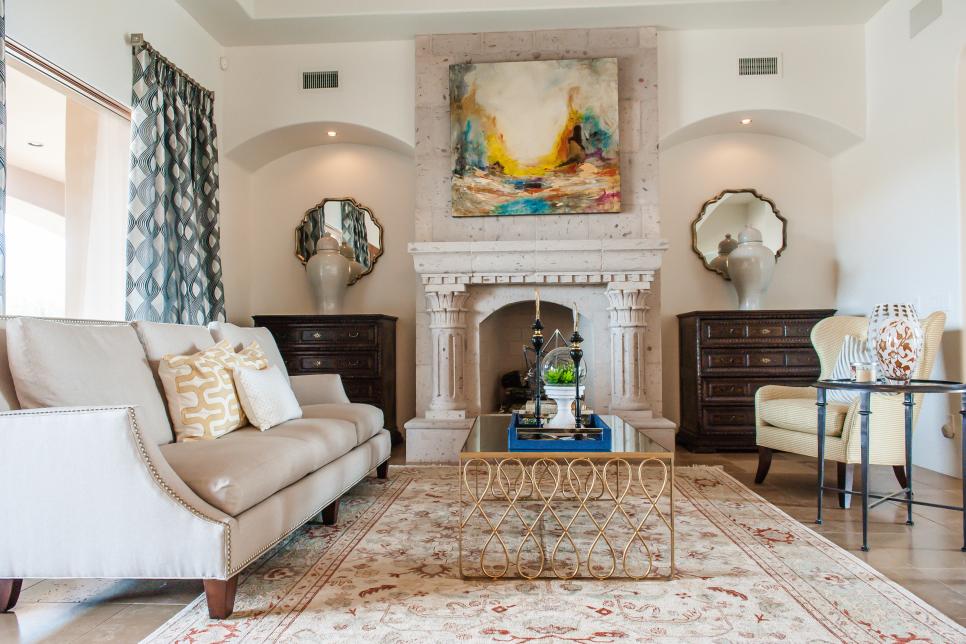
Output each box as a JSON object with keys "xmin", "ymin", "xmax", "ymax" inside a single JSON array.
[{"xmin": 478, "ymin": 300, "xmax": 593, "ymax": 414}]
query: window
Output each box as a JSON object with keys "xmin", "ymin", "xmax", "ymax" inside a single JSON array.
[{"xmin": 5, "ymin": 42, "xmax": 131, "ymax": 320}]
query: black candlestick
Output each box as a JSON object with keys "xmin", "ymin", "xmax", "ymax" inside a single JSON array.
[
  {"xmin": 531, "ymin": 318, "xmax": 544, "ymax": 427},
  {"xmin": 570, "ymin": 330, "xmax": 584, "ymax": 428}
]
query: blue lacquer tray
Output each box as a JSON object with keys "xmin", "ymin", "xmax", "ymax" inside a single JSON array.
[{"xmin": 507, "ymin": 412, "xmax": 612, "ymax": 452}]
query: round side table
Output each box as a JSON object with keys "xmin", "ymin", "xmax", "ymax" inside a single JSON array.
[{"xmin": 814, "ymin": 379, "xmax": 966, "ymax": 552}]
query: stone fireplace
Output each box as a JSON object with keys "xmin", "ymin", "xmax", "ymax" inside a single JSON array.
[
  {"xmin": 406, "ymin": 27, "xmax": 672, "ymax": 462},
  {"xmin": 404, "ymin": 239, "xmax": 673, "ymax": 462}
]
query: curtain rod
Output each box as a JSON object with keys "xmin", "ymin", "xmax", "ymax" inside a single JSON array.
[{"xmin": 127, "ymin": 33, "xmax": 214, "ymax": 98}]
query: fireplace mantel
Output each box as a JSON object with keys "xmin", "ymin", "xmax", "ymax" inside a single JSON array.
[
  {"xmin": 409, "ymin": 239, "xmax": 668, "ymax": 286},
  {"xmin": 404, "ymin": 237, "xmax": 674, "ymax": 463}
]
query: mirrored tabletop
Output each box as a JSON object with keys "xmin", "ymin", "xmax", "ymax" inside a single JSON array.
[{"xmin": 461, "ymin": 414, "xmax": 674, "ymax": 457}]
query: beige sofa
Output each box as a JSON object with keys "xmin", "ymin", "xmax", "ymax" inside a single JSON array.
[{"xmin": 0, "ymin": 317, "xmax": 391, "ymax": 619}]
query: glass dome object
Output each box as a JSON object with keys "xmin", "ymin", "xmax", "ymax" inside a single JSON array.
[{"xmin": 540, "ymin": 346, "xmax": 588, "ymax": 386}]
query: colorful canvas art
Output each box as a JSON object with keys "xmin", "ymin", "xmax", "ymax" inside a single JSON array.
[{"xmin": 450, "ymin": 58, "xmax": 621, "ymax": 217}]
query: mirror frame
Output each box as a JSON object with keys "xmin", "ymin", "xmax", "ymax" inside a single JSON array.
[
  {"xmin": 690, "ymin": 188, "xmax": 787, "ymax": 277},
  {"xmin": 294, "ymin": 196, "xmax": 386, "ymax": 281}
]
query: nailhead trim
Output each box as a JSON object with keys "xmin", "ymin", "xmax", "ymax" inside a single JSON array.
[{"xmin": 1, "ymin": 405, "xmax": 233, "ymax": 577}]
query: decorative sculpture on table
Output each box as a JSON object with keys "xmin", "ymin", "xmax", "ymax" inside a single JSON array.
[{"xmin": 867, "ymin": 303, "xmax": 924, "ymax": 383}]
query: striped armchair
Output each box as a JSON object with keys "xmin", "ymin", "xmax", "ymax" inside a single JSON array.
[{"xmin": 754, "ymin": 312, "xmax": 946, "ymax": 507}]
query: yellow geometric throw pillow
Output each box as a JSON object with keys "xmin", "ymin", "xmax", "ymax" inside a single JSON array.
[{"xmin": 159, "ymin": 340, "xmax": 269, "ymax": 442}]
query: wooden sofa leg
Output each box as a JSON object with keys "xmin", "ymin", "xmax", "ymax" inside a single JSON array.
[
  {"xmin": 203, "ymin": 575, "xmax": 238, "ymax": 619},
  {"xmin": 838, "ymin": 463, "xmax": 854, "ymax": 509},
  {"xmin": 1, "ymin": 579, "xmax": 22, "ymax": 612},
  {"xmin": 322, "ymin": 498, "xmax": 340, "ymax": 525},
  {"xmin": 754, "ymin": 447, "xmax": 773, "ymax": 484},
  {"xmin": 893, "ymin": 465, "xmax": 909, "ymax": 489},
  {"xmin": 377, "ymin": 460, "xmax": 389, "ymax": 479}
]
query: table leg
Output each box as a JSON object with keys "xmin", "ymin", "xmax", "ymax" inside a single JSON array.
[
  {"xmin": 860, "ymin": 391, "xmax": 871, "ymax": 552},
  {"xmin": 816, "ymin": 388, "xmax": 827, "ymax": 525},
  {"xmin": 903, "ymin": 393, "xmax": 914, "ymax": 526},
  {"xmin": 961, "ymin": 394, "xmax": 966, "ymax": 552}
]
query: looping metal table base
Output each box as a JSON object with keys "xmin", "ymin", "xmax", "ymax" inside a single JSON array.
[{"xmin": 458, "ymin": 456, "xmax": 674, "ymax": 580}]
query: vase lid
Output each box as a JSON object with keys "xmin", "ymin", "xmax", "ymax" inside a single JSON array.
[
  {"xmin": 718, "ymin": 233, "xmax": 738, "ymax": 254},
  {"xmin": 317, "ymin": 235, "xmax": 340, "ymax": 252},
  {"xmin": 737, "ymin": 225, "xmax": 763, "ymax": 244}
]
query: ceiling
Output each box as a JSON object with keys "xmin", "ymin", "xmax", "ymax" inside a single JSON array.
[{"xmin": 175, "ymin": 0, "xmax": 889, "ymax": 46}]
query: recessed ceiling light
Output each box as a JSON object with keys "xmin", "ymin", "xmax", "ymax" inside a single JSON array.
[
  {"xmin": 27, "ymin": 141, "xmax": 44, "ymax": 147},
  {"xmin": 739, "ymin": 118, "xmax": 753, "ymax": 125},
  {"xmin": 327, "ymin": 131, "xmax": 337, "ymax": 137}
]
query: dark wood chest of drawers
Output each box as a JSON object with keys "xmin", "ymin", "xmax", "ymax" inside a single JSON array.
[
  {"xmin": 253, "ymin": 314, "xmax": 399, "ymax": 442},
  {"xmin": 677, "ymin": 309, "xmax": 835, "ymax": 452}
]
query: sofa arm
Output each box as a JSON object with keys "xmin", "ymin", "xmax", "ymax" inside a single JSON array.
[
  {"xmin": 0, "ymin": 406, "xmax": 236, "ymax": 580},
  {"xmin": 290, "ymin": 373, "xmax": 351, "ymax": 405}
]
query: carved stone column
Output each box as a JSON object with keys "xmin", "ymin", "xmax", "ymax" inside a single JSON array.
[
  {"xmin": 607, "ymin": 285, "xmax": 649, "ymax": 411},
  {"xmin": 425, "ymin": 287, "xmax": 470, "ymax": 418}
]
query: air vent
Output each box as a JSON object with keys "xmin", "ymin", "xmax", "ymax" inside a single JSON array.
[
  {"xmin": 738, "ymin": 56, "xmax": 781, "ymax": 77},
  {"xmin": 302, "ymin": 70, "xmax": 339, "ymax": 90}
]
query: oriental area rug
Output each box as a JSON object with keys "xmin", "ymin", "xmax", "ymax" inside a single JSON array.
[{"xmin": 144, "ymin": 466, "xmax": 965, "ymax": 643}]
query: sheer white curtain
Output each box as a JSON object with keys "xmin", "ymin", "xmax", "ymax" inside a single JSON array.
[{"xmin": 64, "ymin": 98, "xmax": 128, "ymax": 320}]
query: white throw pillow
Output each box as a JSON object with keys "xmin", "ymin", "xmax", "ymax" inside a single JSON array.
[
  {"xmin": 233, "ymin": 365, "xmax": 303, "ymax": 431},
  {"xmin": 827, "ymin": 335, "xmax": 873, "ymax": 402}
]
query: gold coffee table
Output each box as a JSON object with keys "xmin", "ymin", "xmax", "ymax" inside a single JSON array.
[{"xmin": 458, "ymin": 414, "xmax": 674, "ymax": 580}]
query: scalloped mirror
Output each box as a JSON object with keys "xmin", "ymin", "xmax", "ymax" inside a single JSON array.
[
  {"xmin": 691, "ymin": 189, "xmax": 786, "ymax": 280},
  {"xmin": 295, "ymin": 197, "xmax": 384, "ymax": 285}
]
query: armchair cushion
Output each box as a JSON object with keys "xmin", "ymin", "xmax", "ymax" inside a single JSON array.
[
  {"xmin": 759, "ymin": 398, "xmax": 849, "ymax": 437},
  {"xmin": 160, "ymin": 417, "xmax": 357, "ymax": 515},
  {"xmin": 301, "ymin": 403, "xmax": 384, "ymax": 445}
]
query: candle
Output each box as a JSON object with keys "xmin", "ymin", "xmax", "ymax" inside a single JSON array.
[
  {"xmin": 573, "ymin": 302, "xmax": 578, "ymax": 332},
  {"xmin": 535, "ymin": 289, "xmax": 540, "ymax": 320}
]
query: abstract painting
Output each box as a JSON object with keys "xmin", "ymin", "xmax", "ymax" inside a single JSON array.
[{"xmin": 450, "ymin": 58, "xmax": 621, "ymax": 217}]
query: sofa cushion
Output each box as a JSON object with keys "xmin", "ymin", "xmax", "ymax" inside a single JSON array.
[
  {"xmin": 208, "ymin": 322, "xmax": 288, "ymax": 380},
  {"xmin": 301, "ymin": 403, "xmax": 384, "ymax": 445},
  {"xmin": 159, "ymin": 340, "xmax": 270, "ymax": 441},
  {"xmin": 0, "ymin": 319, "xmax": 20, "ymax": 411},
  {"xmin": 759, "ymin": 398, "xmax": 849, "ymax": 437},
  {"xmin": 133, "ymin": 321, "xmax": 216, "ymax": 381},
  {"xmin": 159, "ymin": 417, "xmax": 357, "ymax": 516},
  {"xmin": 7, "ymin": 318, "xmax": 174, "ymax": 445}
]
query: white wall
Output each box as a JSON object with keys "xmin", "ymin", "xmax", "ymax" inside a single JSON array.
[
  {"xmin": 220, "ymin": 40, "xmax": 415, "ymax": 152},
  {"xmin": 659, "ymin": 26, "xmax": 865, "ymax": 139},
  {"xmin": 246, "ymin": 144, "xmax": 417, "ymax": 428},
  {"xmin": 833, "ymin": 0, "xmax": 966, "ymax": 476},
  {"xmin": 7, "ymin": 0, "xmax": 224, "ymax": 108},
  {"xmin": 660, "ymin": 133, "xmax": 837, "ymax": 426}
]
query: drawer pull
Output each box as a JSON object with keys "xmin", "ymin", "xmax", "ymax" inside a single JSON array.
[
  {"xmin": 348, "ymin": 331, "xmax": 360, "ymax": 338},
  {"xmin": 312, "ymin": 332, "xmax": 322, "ymax": 339},
  {"xmin": 313, "ymin": 360, "xmax": 322, "ymax": 368},
  {"xmin": 348, "ymin": 360, "xmax": 361, "ymax": 368},
  {"xmin": 760, "ymin": 328, "xmax": 771, "ymax": 335},
  {"xmin": 760, "ymin": 357, "xmax": 772, "ymax": 364}
]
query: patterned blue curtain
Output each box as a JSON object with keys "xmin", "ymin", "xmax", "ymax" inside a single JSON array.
[
  {"xmin": 341, "ymin": 200, "xmax": 370, "ymax": 269},
  {"xmin": 0, "ymin": 0, "xmax": 6, "ymax": 314},
  {"xmin": 126, "ymin": 43, "xmax": 225, "ymax": 324}
]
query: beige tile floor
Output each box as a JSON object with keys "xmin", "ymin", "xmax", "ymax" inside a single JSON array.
[{"xmin": 2, "ymin": 446, "xmax": 964, "ymax": 642}]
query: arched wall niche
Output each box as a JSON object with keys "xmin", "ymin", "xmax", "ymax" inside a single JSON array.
[
  {"xmin": 661, "ymin": 109, "xmax": 863, "ymax": 157},
  {"xmin": 227, "ymin": 121, "xmax": 414, "ymax": 172}
]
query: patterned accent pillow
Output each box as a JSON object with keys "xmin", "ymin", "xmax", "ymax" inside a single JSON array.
[
  {"xmin": 159, "ymin": 340, "xmax": 269, "ymax": 441},
  {"xmin": 233, "ymin": 365, "xmax": 303, "ymax": 431},
  {"xmin": 827, "ymin": 335, "xmax": 872, "ymax": 403}
]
